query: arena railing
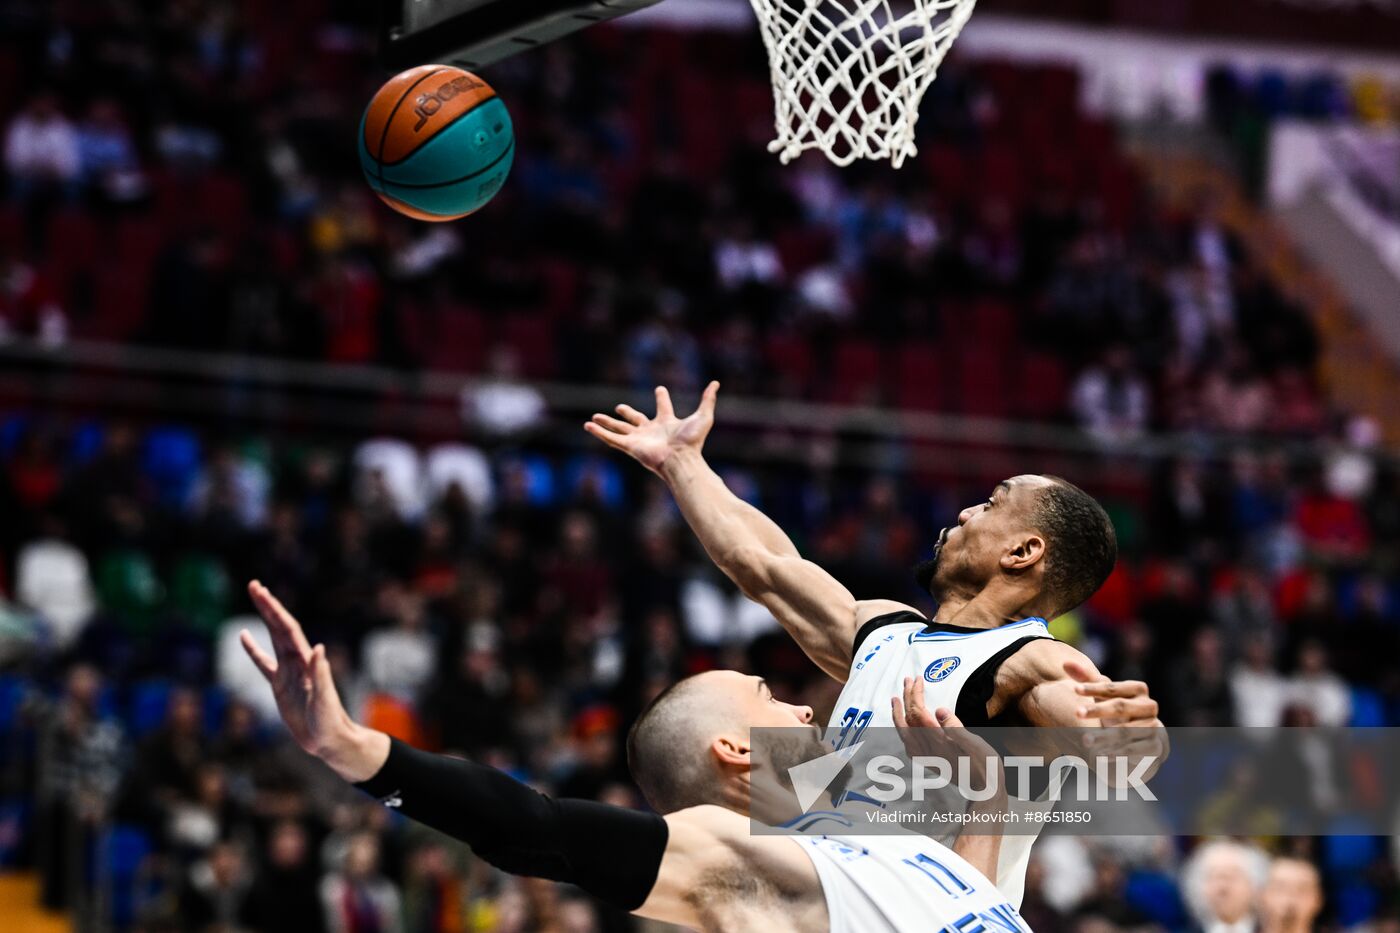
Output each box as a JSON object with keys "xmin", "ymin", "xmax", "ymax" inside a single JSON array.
[{"xmin": 0, "ymin": 338, "xmax": 1387, "ymax": 480}]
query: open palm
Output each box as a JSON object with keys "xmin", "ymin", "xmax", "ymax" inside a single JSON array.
[
  {"xmin": 240, "ymin": 581, "xmax": 352, "ymax": 757},
  {"xmin": 584, "ymin": 381, "xmax": 719, "ymax": 474}
]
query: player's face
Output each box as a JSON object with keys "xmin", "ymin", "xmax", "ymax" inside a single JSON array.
[
  {"xmin": 740, "ymin": 674, "xmax": 817, "ymax": 730},
  {"xmin": 920, "ymin": 475, "xmax": 1054, "ymax": 599}
]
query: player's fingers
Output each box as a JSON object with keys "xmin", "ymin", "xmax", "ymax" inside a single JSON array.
[
  {"xmin": 654, "ymin": 386, "xmax": 675, "ymax": 420},
  {"xmin": 583, "ymin": 421, "xmax": 632, "ymax": 452},
  {"xmin": 1075, "ymin": 679, "xmax": 1147, "ymax": 699},
  {"xmin": 1063, "ymin": 660, "xmax": 1109, "ymax": 684},
  {"xmin": 910, "ymin": 675, "xmax": 928, "ymax": 716},
  {"xmin": 891, "ymin": 696, "xmax": 908, "ymax": 730},
  {"xmin": 240, "ymin": 630, "xmax": 277, "ymax": 679},
  {"xmin": 934, "ymin": 708, "xmax": 960, "ymax": 729},
  {"xmin": 1077, "ymin": 696, "xmax": 1158, "ymax": 721},
  {"xmin": 310, "ymin": 644, "xmax": 337, "ymax": 700},
  {"xmin": 589, "ymin": 413, "xmax": 634, "ymax": 435},
  {"xmin": 699, "ymin": 380, "xmax": 720, "ymax": 417},
  {"xmin": 902, "ymin": 677, "xmax": 927, "ymax": 725},
  {"xmin": 614, "ymin": 404, "xmax": 647, "ymax": 426},
  {"xmin": 249, "ymin": 581, "xmax": 313, "ymax": 662}
]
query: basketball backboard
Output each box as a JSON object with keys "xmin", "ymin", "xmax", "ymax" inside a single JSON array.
[{"xmin": 380, "ymin": 0, "xmax": 666, "ymax": 70}]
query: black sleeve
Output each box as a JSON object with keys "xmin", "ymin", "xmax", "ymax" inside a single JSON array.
[{"xmin": 354, "ymin": 737, "xmax": 668, "ymax": 911}]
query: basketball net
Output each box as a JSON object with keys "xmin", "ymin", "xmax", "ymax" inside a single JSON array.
[{"xmin": 749, "ymin": 0, "xmax": 978, "ymax": 168}]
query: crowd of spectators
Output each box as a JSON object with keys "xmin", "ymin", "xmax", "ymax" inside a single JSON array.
[
  {"xmin": 1, "ymin": 408, "xmax": 1399, "ymax": 932},
  {"xmin": 0, "ymin": 1, "xmax": 1397, "ymax": 932},
  {"xmin": 0, "ymin": 0, "xmax": 1331, "ymax": 440}
]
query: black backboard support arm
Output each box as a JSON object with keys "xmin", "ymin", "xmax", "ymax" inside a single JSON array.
[{"xmin": 381, "ymin": 0, "xmax": 666, "ymax": 71}]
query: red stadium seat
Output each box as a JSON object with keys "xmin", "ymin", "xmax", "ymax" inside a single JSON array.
[
  {"xmin": 0, "ymin": 204, "xmax": 23, "ymax": 256},
  {"xmin": 764, "ymin": 333, "xmax": 815, "ymax": 396},
  {"xmin": 830, "ymin": 340, "xmax": 883, "ymax": 405},
  {"xmin": 922, "ymin": 145, "xmax": 969, "ymax": 206},
  {"xmin": 954, "ymin": 347, "xmax": 1009, "ymax": 417},
  {"xmin": 894, "ymin": 343, "xmax": 947, "ymax": 411},
  {"xmin": 45, "ymin": 210, "xmax": 102, "ymax": 276},
  {"xmin": 499, "ymin": 314, "xmax": 556, "ymax": 379},
  {"xmin": 113, "ymin": 217, "xmax": 166, "ymax": 272},
  {"xmin": 971, "ymin": 300, "xmax": 1015, "ymax": 345},
  {"xmin": 1014, "ymin": 353, "xmax": 1070, "ymax": 421},
  {"xmin": 89, "ymin": 265, "xmax": 151, "ymax": 340},
  {"xmin": 426, "ymin": 305, "xmax": 489, "ymax": 372},
  {"xmin": 196, "ymin": 174, "xmax": 250, "ymax": 238},
  {"xmin": 775, "ymin": 228, "xmax": 833, "ymax": 274}
]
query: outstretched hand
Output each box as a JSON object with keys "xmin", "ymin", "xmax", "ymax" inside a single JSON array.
[
  {"xmin": 584, "ymin": 381, "xmax": 719, "ymax": 474},
  {"xmin": 240, "ymin": 581, "xmax": 355, "ymax": 760}
]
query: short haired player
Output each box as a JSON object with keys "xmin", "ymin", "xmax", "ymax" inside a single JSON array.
[
  {"xmin": 585, "ymin": 382, "xmax": 1166, "ymax": 905},
  {"xmin": 241, "ymin": 582, "xmax": 1030, "ymax": 932}
]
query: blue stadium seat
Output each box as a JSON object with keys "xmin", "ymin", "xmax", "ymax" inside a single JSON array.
[
  {"xmin": 1350, "ymin": 687, "xmax": 1387, "ymax": 727},
  {"xmin": 141, "ymin": 426, "xmax": 202, "ymax": 509},
  {"xmin": 498, "ymin": 454, "xmax": 556, "ymax": 506},
  {"xmin": 0, "ymin": 413, "xmax": 31, "ymax": 460},
  {"xmin": 1126, "ymin": 870, "xmax": 1187, "ymax": 929},
  {"xmin": 0, "ymin": 675, "xmax": 26, "ymax": 735},
  {"xmin": 203, "ymin": 686, "xmax": 228, "ymax": 736},
  {"xmin": 563, "ymin": 455, "xmax": 625, "ymax": 509},
  {"xmin": 129, "ymin": 681, "xmax": 172, "ymax": 737},
  {"xmin": 0, "ymin": 797, "xmax": 31, "ymax": 867},
  {"xmin": 100, "ymin": 824, "xmax": 153, "ymax": 929},
  {"xmin": 69, "ymin": 420, "xmax": 107, "ymax": 466}
]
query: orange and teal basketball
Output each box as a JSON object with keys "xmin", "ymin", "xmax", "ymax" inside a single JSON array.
[{"xmin": 359, "ymin": 65, "xmax": 514, "ymax": 221}]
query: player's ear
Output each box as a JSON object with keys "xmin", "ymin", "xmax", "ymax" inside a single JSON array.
[
  {"xmin": 1001, "ymin": 533, "xmax": 1046, "ymax": 573},
  {"xmin": 711, "ymin": 734, "xmax": 751, "ymax": 769}
]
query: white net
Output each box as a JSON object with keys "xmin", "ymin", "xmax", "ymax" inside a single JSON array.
[{"xmin": 748, "ymin": 0, "xmax": 978, "ymax": 168}]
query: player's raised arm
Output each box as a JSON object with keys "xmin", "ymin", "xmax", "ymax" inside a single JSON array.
[
  {"xmin": 240, "ymin": 580, "xmax": 747, "ymax": 930},
  {"xmin": 585, "ymin": 382, "xmax": 919, "ymax": 681}
]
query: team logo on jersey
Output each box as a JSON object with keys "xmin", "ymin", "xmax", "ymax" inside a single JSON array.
[{"xmin": 923, "ymin": 657, "xmax": 960, "ymax": 682}]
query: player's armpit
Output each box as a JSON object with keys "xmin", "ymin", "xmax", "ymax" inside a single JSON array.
[
  {"xmin": 740, "ymin": 555, "xmax": 921, "ymax": 681},
  {"xmin": 637, "ymin": 806, "xmax": 823, "ymax": 928}
]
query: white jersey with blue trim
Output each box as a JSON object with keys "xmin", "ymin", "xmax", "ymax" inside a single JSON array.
[
  {"xmin": 798, "ymin": 816, "xmax": 1032, "ymax": 933},
  {"xmin": 824, "ymin": 611, "xmax": 1056, "ymax": 908}
]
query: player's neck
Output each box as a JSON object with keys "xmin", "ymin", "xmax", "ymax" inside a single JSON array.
[{"xmin": 932, "ymin": 587, "xmax": 1046, "ymax": 629}]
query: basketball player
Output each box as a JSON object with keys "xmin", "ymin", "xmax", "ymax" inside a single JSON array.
[
  {"xmin": 240, "ymin": 582, "xmax": 1030, "ymax": 932},
  {"xmin": 585, "ymin": 382, "xmax": 1165, "ymax": 904}
]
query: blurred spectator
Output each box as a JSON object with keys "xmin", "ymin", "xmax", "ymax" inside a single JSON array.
[
  {"xmin": 1256, "ymin": 857, "xmax": 1323, "ymax": 933},
  {"xmin": 4, "ymin": 92, "xmax": 80, "ymax": 202},
  {"xmin": 0, "ymin": 254, "xmax": 67, "ymax": 346},
  {"xmin": 35, "ymin": 663, "xmax": 125, "ymax": 910},
  {"xmin": 1072, "ymin": 344, "xmax": 1151, "ymax": 446},
  {"xmin": 1181, "ymin": 839, "xmax": 1267, "ymax": 933},
  {"xmin": 1231, "ymin": 632, "xmax": 1289, "ymax": 728},
  {"xmin": 321, "ymin": 831, "xmax": 405, "ymax": 933},
  {"xmin": 362, "ymin": 586, "xmax": 436, "ymax": 702},
  {"xmin": 75, "ymin": 98, "xmax": 146, "ymax": 203},
  {"xmin": 354, "ymin": 438, "xmax": 425, "ymax": 523},
  {"xmin": 188, "ymin": 445, "xmax": 271, "ymax": 531},
  {"xmin": 127, "ymin": 688, "xmax": 209, "ymax": 827},
  {"xmin": 1170, "ymin": 627, "xmax": 1234, "ymax": 727},
  {"xmin": 1287, "ymin": 640, "xmax": 1351, "ymax": 727},
  {"xmin": 462, "ymin": 347, "xmax": 548, "ymax": 439},
  {"xmin": 242, "ymin": 821, "xmax": 328, "ymax": 933},
  {"xmin": 176, "ymin": 839, "xmax": 254, "ymax": 933}
]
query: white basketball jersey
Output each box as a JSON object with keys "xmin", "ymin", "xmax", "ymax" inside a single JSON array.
[
  {"xmin": 824, "ymin": 612, "xmax": 1056, "ymax": 908},
  {"xmin": 799, "ymin": 818, "xmax": 1032, "ymax": 933}
]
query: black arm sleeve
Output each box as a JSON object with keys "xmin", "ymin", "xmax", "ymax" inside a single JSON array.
[{"xmin": 353, "ymin": 737, "xmax": 668, "ymax": 911}]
